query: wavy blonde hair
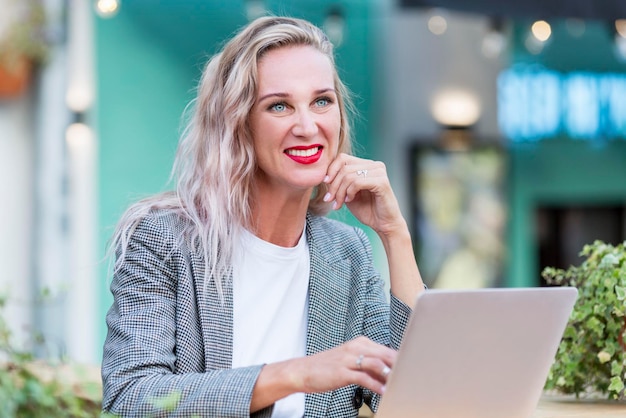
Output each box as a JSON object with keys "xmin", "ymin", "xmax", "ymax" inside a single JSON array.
[{"xmin": 111, "ymin": 16, "xmax": 354, "ymax": 295}]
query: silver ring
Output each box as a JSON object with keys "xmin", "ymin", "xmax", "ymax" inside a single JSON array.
[
  {"xmin": 382, "ymin": 366, "xmax": 391, "ymax": 377},
  {"xmin": 356, "ymin": 354, "xmax": 364, "ymax": 370},
  {"xmin": 356, "ymin": 169, "xmax": 368, "ymax": 178}
]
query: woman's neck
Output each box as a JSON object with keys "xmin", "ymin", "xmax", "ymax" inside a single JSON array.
[{"xmin": 249, "ymin": 189, "xmax": 311, "ymax": 247}]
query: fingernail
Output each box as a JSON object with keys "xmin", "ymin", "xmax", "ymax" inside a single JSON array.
[
  {"xmin": 323, "ymin": 175, "xmax": 330, "ymax": 183},
  {"xmin": 332, "ymin": 200, "xmax": 338, "ymax": 210},
  {"xmin": 323, "ymin": 192, "xmax": 331, "ymax": 202},
  {"xmin": 381, "ymin": 385, "xmax": 386, "ymax": 394}
]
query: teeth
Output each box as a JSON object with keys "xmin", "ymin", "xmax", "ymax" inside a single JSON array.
[{"xmin": 286, "ymin": 147, "xmax": 320, "ymax": 157}]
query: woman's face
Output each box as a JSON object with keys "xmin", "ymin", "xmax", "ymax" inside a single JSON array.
[{"xmin": 249, "ymin": 45, "xmax": 341, "ymax": 196}]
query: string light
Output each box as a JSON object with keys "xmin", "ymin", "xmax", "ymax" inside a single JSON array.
[
  {"xmin": 614, "ymin": 20, "xmax": 626, "ymax": 61},
  {"xmin": 616, "ymin": 19, "xmax": 626, "ymax": 38},
  {"xmin": 427, "ymin": 12, "xmax": 448, "ymax": 36},
  {"xmin": 524, "ymin": 20, "xmax": 551, "ymax": 54},
  {"xmin": 531, "ymin": 20, "xmax": 552, "ymax": 42}
]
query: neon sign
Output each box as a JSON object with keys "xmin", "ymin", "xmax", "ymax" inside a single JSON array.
[{"xmin": 498, "ymin": 67, "xmax": 626, "ymax": 141}]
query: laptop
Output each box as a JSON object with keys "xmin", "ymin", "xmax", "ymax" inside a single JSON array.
[{"xmin": 376, "ymin": 287, "xmax": 578, "ymax": 418}]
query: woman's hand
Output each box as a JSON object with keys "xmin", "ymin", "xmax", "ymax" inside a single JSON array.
[
  {"xmin": 291, "ymin": 336, "xmax": 395, "ymax": 395},
  {"xmin": 323, "ymin": 153, "xmax": 405, "ymax": 237},
  {"xmin": 323, "ymin": 153, "xmax": 425, "ymax": 307},
  {"xmin": 251, "ymin": 337, "xmax": 396, "ymax": 412}
]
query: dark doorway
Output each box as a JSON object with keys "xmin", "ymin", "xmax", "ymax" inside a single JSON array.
[{"xmin": 536, "ymin": 205, "xmax": 626, "ymax": 286}]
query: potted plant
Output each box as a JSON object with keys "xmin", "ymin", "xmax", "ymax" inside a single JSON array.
[
  {"xmin": 0, "ymin": 295, "xmax": 102, "ymax": 417},
  {"xmin": 0, "ymin": 0, "xmax": 48, "ymax": 98},
  {"xmin": 542, "ymin": 240, "xmax": 626, "ymax": 401}
]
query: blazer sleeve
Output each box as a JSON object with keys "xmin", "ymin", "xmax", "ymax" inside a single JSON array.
[
  {"xmin": 353, "ymin": 227, "xmax": 413, "ymax": 412},
  {"xmin": 101, "ymin": 213, "xmax": 272, "ymax": 418}
]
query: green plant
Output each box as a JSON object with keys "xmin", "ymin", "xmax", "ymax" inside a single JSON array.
[
  {"xmin": 0, "ymin": 0, "xmax": 49, "ymax": 71},
  {"xmin": 542, "ymin": 240, "xmax": 626, "ymax": 400},
  {"xmin": 0, "ymin": 295, "xmax": 102, "ymax": 417},
  {"xmin": 0, "ymin": 292, "xmax": 187, "ymax": 417}
]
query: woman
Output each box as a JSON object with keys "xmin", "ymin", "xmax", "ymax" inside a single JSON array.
[{"xmin": 101, "ymin": 16, "xmax": 425, "ymax": 417}]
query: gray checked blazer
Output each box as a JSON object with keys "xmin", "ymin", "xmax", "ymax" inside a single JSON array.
[{"xmin": 102, "ymin": 209, "xmax": 412, "ymax": 417}]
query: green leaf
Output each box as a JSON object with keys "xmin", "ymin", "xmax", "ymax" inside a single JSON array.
[
  {"xmin": 597, "ymin": 351, "xmax": 611, "ymax": 363},
  {"xmin": 150, "ymin": 391, "xmax": 182, "ymax": 412},
  {"xmin": 616, "ymin": 285, "xmax": 626, "ymax": 301},
  {"xmin": 610, "ymin": 360, "xmax": 623, "ymax": 376},
  {"xmin": 608, "ymin": 376, "xmax": 625, "ymax": 393},
  {"xmin": 600, "ymin": 253, "xmax": 620, "ymax": 268},
  {"xmin": 585, "ymin": 316, "xmax": 604, "ymax": 336}
]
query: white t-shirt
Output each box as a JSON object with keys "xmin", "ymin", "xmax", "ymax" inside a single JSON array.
[{"xmin": 232, "ymin": 227, "xmax": 310, "ymax": 418}]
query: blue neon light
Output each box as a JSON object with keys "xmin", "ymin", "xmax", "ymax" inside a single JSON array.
[{"xmin": 498, "ymin": 68, "xmax": 626, "ymax": 142}]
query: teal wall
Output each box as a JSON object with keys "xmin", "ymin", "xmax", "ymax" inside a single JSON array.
[
  {"xmin": 507, "ymin": 140, "xmax": 626, "ymax": 288},
  {"xmin": 95, "ymin": 1, "xmax": 382, "ymax": 356},
  {"xmin": 505, "ymin": 20, "xmax": 626, "ymax": 288}
]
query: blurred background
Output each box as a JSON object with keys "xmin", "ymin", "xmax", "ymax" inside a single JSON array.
[{"xmin": 1, "ymin": 0, "xmax": 625, "ymax": 368}]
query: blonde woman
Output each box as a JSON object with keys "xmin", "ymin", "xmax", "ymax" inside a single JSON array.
[{"xmin": 101, "ymin": 16, "xmax": 425, "ymax": 417}]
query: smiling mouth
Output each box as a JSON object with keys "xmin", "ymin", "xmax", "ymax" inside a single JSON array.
[{"xmin": 285, "ymin": 146, "xmax": 322, "ymax": 157}]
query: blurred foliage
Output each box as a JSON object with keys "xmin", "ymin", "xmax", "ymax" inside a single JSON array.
[
  {"xmin": 0, "ymin": 292, "xmax": 205, "ymax": 417},
  {"xmin": 0, "ymin": 0, "xmax": 49, "ymax": 71},
  {"xmin": 542, "ymin": 240, "xmax": 626, "ymax": 400},
  {"xmin": 0, "ymin": 295, "xmax": 102, "ymax": 417}
]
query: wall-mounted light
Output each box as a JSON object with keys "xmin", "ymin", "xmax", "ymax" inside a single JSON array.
[
  {"xmin": 95, "ymin": 0, "xmax": 120, "ymax": 18},
  {"xmin": 431, "ymin": 89, "xmax": 481, "ymax": 128},
  {"xmin": 431, "ymin": 89, "xmax": 481, "ymax": 151},
  {"xmin": 66, "ymin": 122, "xmax": 93, "ymax": 148},
  {"xmin": 66, "ymin": 86, "xmax": 93, "ymax": 112},
  {"xmin": 324, "ymin": 7, "xmax": 345, "ymax": 47}
]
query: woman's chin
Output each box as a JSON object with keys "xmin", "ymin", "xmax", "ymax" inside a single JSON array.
[{"xmin": 289, "ymin": 172, "xmax": 327, "ymax": 189}]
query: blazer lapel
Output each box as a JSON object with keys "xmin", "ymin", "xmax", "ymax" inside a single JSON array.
[
  {"xmin": 305, "ymin": 215, "xmax": 352, "ymax": 414},
  {"xmin": 190, "ymin": 249, "xmax": 234, "ymax": 371}
]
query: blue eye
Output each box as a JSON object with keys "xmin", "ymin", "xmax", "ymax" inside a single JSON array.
[
  {"xmin": 315, "ymin": 98, "xmax": 329, "ymax": 107},
  {"xmin": 270, "ymin": 102, "xmax": 287, "ymax": 112}
]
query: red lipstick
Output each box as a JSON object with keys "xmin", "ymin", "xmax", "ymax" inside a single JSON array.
[{"xmin": 284, "ymin": 145, "xmax": 323, "ymax": 165}]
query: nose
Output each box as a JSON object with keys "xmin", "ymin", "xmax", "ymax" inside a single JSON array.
[{"xmin": 291, "ymin": 109, "xmax": 319, "ymax": 137}]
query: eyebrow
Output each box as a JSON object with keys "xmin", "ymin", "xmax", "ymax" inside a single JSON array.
[{"xmin": 257, "ymin": 88, "xmax": 336, "ymax": 103}]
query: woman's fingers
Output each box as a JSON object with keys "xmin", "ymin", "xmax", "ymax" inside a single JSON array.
[
  {"xmin": 344, "ymin": 341, "xmax": 396, "ymax": 394},
  {"xmin": 323, "ymin": 154, "xmax": 382, "ymax": 210},
  {"xmin": 345, "ymin": 337, "xmax": 397, "ymax": 388},
  {"xmin": 351, "ymin": 354, "xmax": 394, "ymax": 393},
  {"xmin": 323, "ymin": 154, "xmax": 405, "ymax": 235},
  {"xmin": 349, "ymin": 336, "xmax": 396, "ymax": 366},
  {"xmin": 359, "ymin": 357, "xmax": 392, "ymax": 380},
  {"xmin": 296, "ymin": 336, "xmax": 397, "ymax": 395}
]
